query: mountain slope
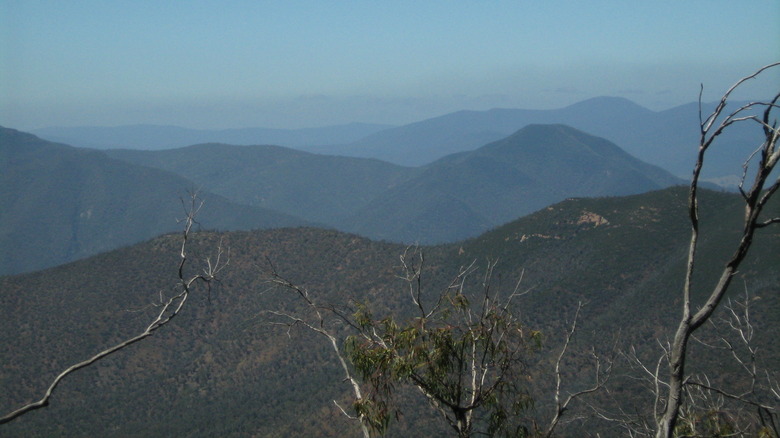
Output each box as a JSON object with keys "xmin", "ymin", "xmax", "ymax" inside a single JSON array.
[
  {"xmin": 1, "ymin": 187, "xmax": 777, "ymax": 437},
  {"xmin": 345, "ymin": 124, "xmax": 683, "ymax": 243},
  {"xmin": 106, "ymin": 144, "xmax": 418, "ymax": 225},
  {"xmin": 106, "ymin": 125, "xmax": 681, "ymax": 244},
  {"xmin": 0, "ymin": 127, "xmax": 310, "ymax": 275}
]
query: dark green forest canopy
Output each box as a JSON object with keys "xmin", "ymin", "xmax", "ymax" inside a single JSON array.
[{"xmin": 1, "ymin": 187, "xmax": 777, "ymax": 436}]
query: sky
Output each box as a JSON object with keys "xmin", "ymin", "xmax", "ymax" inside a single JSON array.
[{"xmin": 1, "ymin": 1, "xmax": 778, "ymax": 130}]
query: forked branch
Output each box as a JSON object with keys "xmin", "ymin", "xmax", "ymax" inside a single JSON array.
[
  {"xmin": 656, "ymin": 62, "xmax": 780, "ymax": 438},
  {"xmin": 0, "ymin": 192, "xmax": 228, "ymax": 425}
]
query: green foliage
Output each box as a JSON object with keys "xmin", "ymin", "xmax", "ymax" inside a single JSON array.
[
  {"xmin": 344, "ymin": 268, "xmax": 540, "ymax": 437},
  {"xmin": 353, "ymin": 397, "xmax": 392, "ymax": 435},
  {"xmin": 673, "ymin": 409, "xmax": 740, "ymax": 438}
]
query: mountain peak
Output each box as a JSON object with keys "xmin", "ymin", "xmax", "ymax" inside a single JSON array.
[
  {"xmin": 563, "ymin": 96, "xmax": 653, "ymax": 114},
  {"xmin": 483, "ymin": 123, "xmax": 611, "ymax": 156}
]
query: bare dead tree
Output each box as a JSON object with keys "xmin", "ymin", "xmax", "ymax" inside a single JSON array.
[
  {"xmin": 264, "ymin": 259, "xmax": 374, "ymax": 438},
  {"xmin": 617, "ymin": 284, "xmax": 779, "ymax": 437},
  {"xmin": 0, "ymin": 192, "xmax": 229, "ymax": 425},
  {"xmin": 543, "ymin": 301, "xmax": 615, "ymax": 438},
  {"xmin": 678, "ymin": 286, "xmax": 779, "ymax": 436},
  {"xmin": 654, "ymin": 62, "xmax": 780, "ymax": 437}
]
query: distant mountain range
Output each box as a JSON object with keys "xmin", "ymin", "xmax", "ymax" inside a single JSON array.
[
  {"xmin": 328, "ymin": 97, "xmax": 761, "ymax": 182},
  {"xmin": 33, "ymin": 97, "xmax": 761, "ymax": 181},
  {"xmin": 31, "ymin": 122, "xmax": 394, "ymax": 151},
  {"xmin": 0, "ymin": 127, "xmax": 310, "ymax": 275},
  {"xmin": 107, "ymin": 124, "xmax": 683, "ymax": 244},
  {"xmin": 342, "ymin": 124, "xmax": 683, "ymax": 242},
  {"xmin": 107, "ymin": 143, "xmax": 416, "ymax": 227},
  {"xmin": 2, "ymin": 123, "xmax": 682, "ymax": 274},
  {"xmin": 2, "ymin": 187, "xmax": 777, "ymax": 437}
]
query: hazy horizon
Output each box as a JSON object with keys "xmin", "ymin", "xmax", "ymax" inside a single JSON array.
[{"xmin": 2, "ymin": 1, "xmax": 778, "ymax": 131}]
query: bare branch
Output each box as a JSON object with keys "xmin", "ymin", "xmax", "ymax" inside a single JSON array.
[
  {"xmin": 685, "ymin": 380, "xmax": 777, "ymax": 413},
  {"xmin": 544, "ymin": 301, "xmax": 616, "ymax": 437},
  {"xmin": 263, "ymin": 264, "xmax": 372, "ymax": 438},
  {"xmin": 655, "ymin": 62, "xmax": 780, "ymax": 437},
  {"xmin": 1, "ymin": 192, "xmax": 226, "ymax": 425}
]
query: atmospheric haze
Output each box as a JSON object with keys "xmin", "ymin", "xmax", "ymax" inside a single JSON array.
[{"xmin": 1, "ymin": 1, "xmax": 778, "ymax": 130}]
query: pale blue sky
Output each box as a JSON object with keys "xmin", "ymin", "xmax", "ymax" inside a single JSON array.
[{"xmin": 1, "ymin": 1, "xmax": 778, "ymax": 129}]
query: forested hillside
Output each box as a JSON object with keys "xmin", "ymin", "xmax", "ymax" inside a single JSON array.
[{"xmin": 1, "ymin": 187, "xmax": 777, "ymax": 437}]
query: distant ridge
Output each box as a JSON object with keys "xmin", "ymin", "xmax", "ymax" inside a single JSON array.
[
  {"xmin": 3, "ymin": 122, "xmax": 681, "ymax": 272},
  {"xmin": 343, "ymin": 124, "xmax": 683, "ymax": 243},
  {"xmin": 32, "ymin": 122, "xmax": 394, "ymax": 150},
  {"xmin": 31, "ymin": 97, "xmax": 759, "ymax": 181},
  {"xmin": 106, "ymin": 142, "xmax": 416, "ymax": 226},
  {"xmin": 104, "ymin": 124, "xmax": 681, "ymax": 244},
  {"xmin": 0, "ymin": 127, "xmax": 310, "ymax": 275},
  {"xmin": 330, "ymin": 97, "xmax": 757, "ymax": 181}
]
